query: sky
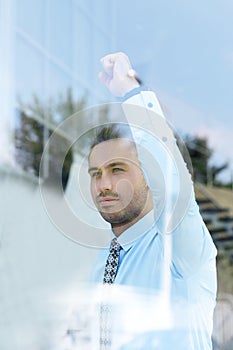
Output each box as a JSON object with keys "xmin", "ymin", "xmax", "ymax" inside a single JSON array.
[
  {"xmin": 2, "ymin": 0, "xmax": 232, "ymax": 182},
  {"xmin": 112, "ymin": 0, "xmax": 233, "ymax": 182}
]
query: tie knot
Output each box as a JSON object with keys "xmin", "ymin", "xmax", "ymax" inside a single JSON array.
[{"xmin": 110, "ymin": 238, "xmax": 121, "ymax": 252}]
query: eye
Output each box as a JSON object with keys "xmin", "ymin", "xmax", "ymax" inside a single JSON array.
[
  {"xmin": 90, "ymin": 171, "xmax": 102, "ymax": 178},
  {"xmin": 112, "ymin": 167, "xmax": 124, "ymax": 173}
]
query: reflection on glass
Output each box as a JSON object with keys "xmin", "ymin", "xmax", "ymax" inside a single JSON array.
[{"xmin": 14, "ymin": 106, "xmax": 72, "ymax": 190}]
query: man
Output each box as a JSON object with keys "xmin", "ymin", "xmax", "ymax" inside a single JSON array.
[{"xmin": 88, "ymin": 53, "xmax": 217, "ymax": 349}]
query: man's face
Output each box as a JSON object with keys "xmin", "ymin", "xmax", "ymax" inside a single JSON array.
[{"xmin": 88, "ymin": 138, "xmax": 152, "ymax": 227}]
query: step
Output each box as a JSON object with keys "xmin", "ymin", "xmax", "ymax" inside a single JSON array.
[
  {"xmin": 219, "ymin": 216, "xmax": 233, "ymax": 223},
  {"xmin": 196, "ymin": 198, "xmax": 213, "ymax": 205},
  {"xmin": 201, "ymin": 209, "xmax": 230, "ymax": 224},
  {"xmin": 208, "ymin": 226, "xmax": 228, "ymax": 235},
  {"xmin": 201, "ymin": 207, "xmax": 229, "ymax": 214},
  {"xmin": 212, "ymin": 236, "xmax": 232, "ymax": 249},
  {"xmin": 203, "ymin": 218, "xmax": 213, "ymax": 225}
]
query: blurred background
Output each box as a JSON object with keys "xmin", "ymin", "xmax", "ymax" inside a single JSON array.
[{"xmin": 0, "ymin": 0, "xmax": 233, "ymax": 349}]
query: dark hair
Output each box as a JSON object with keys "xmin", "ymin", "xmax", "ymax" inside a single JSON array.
[{"xmin": 90, "ymin": 123, "xmax": 134, "ymax": 150}]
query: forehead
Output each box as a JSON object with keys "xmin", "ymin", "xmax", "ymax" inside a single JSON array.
[{"xmin": 88, "ymin": 138, "xmax": 138, "ymax": 167}]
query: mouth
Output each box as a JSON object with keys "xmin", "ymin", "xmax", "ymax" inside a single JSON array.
[{"xmin": 97, "ymin": 197, "xmax": 119, "ymax": 206}]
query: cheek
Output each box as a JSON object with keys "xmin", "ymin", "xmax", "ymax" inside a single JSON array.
[
  {"xmin": 115, "ymin": 178, "xmax": 135, "ymax": 203},
  {"xmin": 90, "ymin": 180, "xmax": 97, "ymax": 199},
  {"xmin": 119, "ymin": 174, "xmax": 147, "ymax": 198}
]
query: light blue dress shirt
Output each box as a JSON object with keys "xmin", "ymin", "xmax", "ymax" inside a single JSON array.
[{"xmin": 91, "ymin": 91, "xmax": 217, "ymax": 350}]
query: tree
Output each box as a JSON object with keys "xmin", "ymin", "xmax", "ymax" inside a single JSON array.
[
  {"xmin": 183, "ymin": 134, "xmax": 229, "ymax": 186},
  {"xmin": 15, "ymin": 88, "xmax": 86, "ymax": 189}
]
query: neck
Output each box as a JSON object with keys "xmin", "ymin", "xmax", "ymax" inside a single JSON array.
[{"xmin": 112, "ymin": 219, "xmax": 139, "ymax": 237}]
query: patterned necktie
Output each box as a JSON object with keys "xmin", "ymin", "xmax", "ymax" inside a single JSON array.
[
  {"xmin": 100, "ymin": 238, "xmax": 122, "ymax": 349},
  {"xmin": 103, "ymin": 238, "xmax": 122, "ymax": 284}
]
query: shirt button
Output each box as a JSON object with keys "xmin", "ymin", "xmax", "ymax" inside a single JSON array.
[{"xmin": 147, "ymin": 102, "xmax": 153, "ymax": 108}]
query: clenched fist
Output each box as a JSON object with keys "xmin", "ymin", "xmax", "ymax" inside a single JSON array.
[{"xmin": 99, "ymin": 52, "xmax": 140, "ymax": 97}]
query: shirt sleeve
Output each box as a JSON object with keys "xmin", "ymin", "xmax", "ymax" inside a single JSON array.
[{"xmin": 122, "ymin": 91, "xmax": 217, "ymax": 278}]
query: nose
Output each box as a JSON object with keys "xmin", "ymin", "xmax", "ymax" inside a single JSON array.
[{"xmin": 97, "ymin": 173, "xmax": 113, "ymax": 193}]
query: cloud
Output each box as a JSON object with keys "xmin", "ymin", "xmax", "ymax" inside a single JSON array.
[
  {"xmin": 196, "ymin": 124, "xmax": 233, "ymax": 164},
  {"xmin": 157, "ymin": 90, "xmax": 233, "ymax": 181}
]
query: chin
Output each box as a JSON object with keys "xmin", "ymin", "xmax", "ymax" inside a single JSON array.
[{"xmin": 100, "ymin": 210, "xmax": 140, "ymax": 226}]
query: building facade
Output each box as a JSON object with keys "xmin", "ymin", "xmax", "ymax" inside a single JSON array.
[{"xmin": 0, "ymin": 1, "xmax": 116, "ymax": 349}]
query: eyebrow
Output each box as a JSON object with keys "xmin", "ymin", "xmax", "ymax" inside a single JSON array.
[{"xmin": 88, "ymin": 161, "xmax": 128, "ymax": 174}]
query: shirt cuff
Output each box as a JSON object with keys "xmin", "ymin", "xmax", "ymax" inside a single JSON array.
[
  {"xmin": 123, "ymin": 90, "xmax": 165, "ymax": 119},
  {"xmin": 120, "ymin": 86, "xmax": 149, "ymax": 102}
]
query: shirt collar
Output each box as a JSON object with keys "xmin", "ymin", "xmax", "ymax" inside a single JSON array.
[{"xmin": 111, "ymin": 210, "xmax": 156, "ymax": 252}]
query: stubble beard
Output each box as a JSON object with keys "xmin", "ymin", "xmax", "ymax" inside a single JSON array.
[{"xmin": 98, "ymin": 186, "xmax": 150, "ymax": 226}]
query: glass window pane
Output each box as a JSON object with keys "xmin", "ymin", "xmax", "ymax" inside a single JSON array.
[
  {"xmin": 15, "ymin": 34, "xmax": 45, "ymax": 102},
  {"xmin": 15, "ymin": 0, "xmax": 46, "ymax": 46},
  {"xmin": 47, "ymin": 0, "xmax": 73, "ymax": 68}
]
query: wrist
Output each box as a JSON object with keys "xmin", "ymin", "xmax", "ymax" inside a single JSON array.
[
  {"xmin": 120, "ymin": 86, "xmax": 149, "ymax": 102},
  {"xmin": 119, "ymin": 79, "xmax": 140, "ymax": 97}
]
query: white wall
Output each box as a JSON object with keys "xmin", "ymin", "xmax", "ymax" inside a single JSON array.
[{"xmin": 0, "ymin": 166, "xmax": 97, "ymax": 349}]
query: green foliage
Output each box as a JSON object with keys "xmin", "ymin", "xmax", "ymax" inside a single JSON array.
[
  {"xmin": 18, "ymin": 87, "xmax": 86, "ymax": 125},
  {"xmin": 15, "ymin": 88, "xmax": 86, "ymax": 189},
  {"xmin": 15, "ymin": 111, "xmax": 44, "ymax": 176},
  {"xmin": 183, "ymin": 134, "xmax": 229, "ymax": 186}
]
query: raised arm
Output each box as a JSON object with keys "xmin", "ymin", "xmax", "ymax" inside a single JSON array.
[{"xmin": 99, "ymin": 52, "xmax": 217, "ymax": 277}]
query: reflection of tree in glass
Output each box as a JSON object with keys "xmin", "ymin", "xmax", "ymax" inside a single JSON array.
[
  {"xmin": 15, "ymin": 110, "xmax": 44, "ymax": 176},
  {"xmin": 15, "ymin": 88, "xmax": 86, "ymax": 189},
  {"xmin": 183, "ymin": 135, "xmax": 229, "ymax": 186}
]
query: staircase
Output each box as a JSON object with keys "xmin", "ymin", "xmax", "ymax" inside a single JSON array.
[
  {"xmin": 195, "ymin": 183, "xmax": 233, "ymax": 261},
  {"xmin": 195, "ymin": 184, "xmax": 233, "ymax": 349}
]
